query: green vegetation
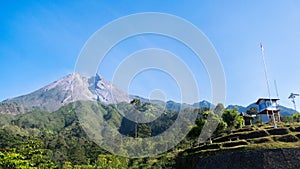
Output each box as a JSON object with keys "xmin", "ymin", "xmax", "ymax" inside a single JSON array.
[
  {"xmin": 222, "ymin": 108, "xmax": 244, "ymax": 129},
  {"xmin": 0, "ymin": 139, "xmax": 57, "ymax": 168},
  {"xmin": 293, "ymin": 112, "xmax": 300, "ymax": 122},
  {"xmin": 0, "ymin": 101, "xmax": 183, "ymax": 168},
  {"xmin": 279, "ymin": 112, "xmax": 300, "ymax": 123},
  {"xmin": 179, "ymin": 122, "xmax": 300, "ymax": 160},
  {"xmin": 0, "ymin": 101, "xmax": 299, "ymax": 168}
]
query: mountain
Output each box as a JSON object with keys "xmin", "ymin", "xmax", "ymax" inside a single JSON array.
[
  {"xmin": 277, "ymin": 105, "xmax": 297, "ymax": 116},
  {"xmin": 226, "ymin": 105, "xmax": 247, "ymax": 113},
  {"xmin": 0, "ymin": 72, "xmax": 297, "ymax": 116},
  {"xmin": 1, "ymin": 73, "xmax": 130, "ymax": 114},
  {"xmin": 165, "ymin": 100, "xmax": 192, "ymax": 112},
  {"xmin": 193, "ymin": 100, "xmax": 214, "ymax": 109}
]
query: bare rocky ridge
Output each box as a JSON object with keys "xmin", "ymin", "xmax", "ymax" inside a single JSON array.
[{"xmin": 1, "ymin": 73, "xmax": 130, "ymax": 113}]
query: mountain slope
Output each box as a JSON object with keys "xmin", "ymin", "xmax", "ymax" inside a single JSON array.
[
  {"xmin": 2, "ymin": 73, "xmax": 130, "ymax": 113},
  {"xmin": 226, "ymin": 105, "xmax": 247, "ymax": 113},
  {"xmin": 0, "ymin": 72, "xmax": 297, "ymax": 116},
  {"xmin": 193, "ymin": 100, "xmax": 215, "ymax": 109}
]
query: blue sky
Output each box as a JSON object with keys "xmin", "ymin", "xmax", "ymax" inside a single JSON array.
[{"xmin": 0, "ymin": 0, "xmax": 300, "ymax": 110}]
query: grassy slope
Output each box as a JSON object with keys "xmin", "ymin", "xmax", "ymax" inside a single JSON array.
[{"xmin": 178, "ymin": 122, "xmax": 300, "ymax": 160}]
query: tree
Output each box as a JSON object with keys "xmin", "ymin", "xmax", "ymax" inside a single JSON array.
[
  {"xmin": 222, "ymin": 108, "xmax": 244, "ymax": 129},
  {"xmin": 235, "ymin": 115, "xmax": 244, "ymax": 129},
  {"xmin": 0, "ymin": 139, "xmax": 57, "ymax": 169},
  {"xmin": 0, "ymin": 150, "xmax": 30, "ymax": 169},
  {"xmin": 188, "ymin": 110, "xmax": 227, "ymax": 142},
  {"xmin": 137, "ymin": 124, "xmax": 152, "ymax": 138},
  {"xmin": 246, "ymin": 106, "xmax": 258, "ymax": 115},
  {"xmin": 204, "ymin": 111, "xmax": 227, "ymax": 137},
  {"xmin": 96, "ymin": 154, "xmax": 129, "ymax": 169},
  {"xmin": 130, "ymin": 98, "xmax": 142, "ymax": 138},
  {"xmin": 214, "ymin": 103, "xmax": 224, "ymax": 115},
  {"xmin": 293, "ymin": 112, "xmax": 300, "ymax": 122},
  {"xmin": 130, "ymin": 98, "xmax": 141, "ymax": 109},
  {"xmin": 280, "ymin": 116, "xmax": 293, "ymax": 123},
  {"xmin": 62, "ymin": 162, "xmax": 73, "ymax": 169}
]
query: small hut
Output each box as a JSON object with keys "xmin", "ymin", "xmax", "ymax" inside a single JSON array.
[
  {"xmin": 240, "ymin": 112, "xmax": 256, "ymax": 125},
  {"xmin": 255, "ymin": 98, "xmax": 280, "ymax": 123}
]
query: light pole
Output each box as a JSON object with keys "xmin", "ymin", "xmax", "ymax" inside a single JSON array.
[{"xmin": 288, "ymin": 93, "xmax": 299, "ymax": 112}]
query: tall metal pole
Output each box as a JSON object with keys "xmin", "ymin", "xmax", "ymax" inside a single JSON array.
[
  {"xmin": 274, "ymin": 80, "xmax": 281, "ymax": 122},
  {"xmin": 260, "ymin": 43, "xmax": 277, "ymax": 128},
  {"xmin": 274, "ymin": 80, "xmax": 279, "ymax": 99},
  {"xmin": 292, "ymin": 97, "xmax": 297, "ymax": 112},
  {"xmin": 289, "ymin": 93, "xmax": 299, "ymax": 112}
]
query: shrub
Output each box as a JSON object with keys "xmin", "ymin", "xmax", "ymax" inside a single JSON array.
[{"xmin": 222, "ymin": 108, "xmax": 244, "ymax": 129}]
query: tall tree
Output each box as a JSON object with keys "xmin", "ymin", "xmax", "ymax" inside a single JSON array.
[{"xmin": 222, "ymin": 108, "xmax": 244, "ymax": 129}]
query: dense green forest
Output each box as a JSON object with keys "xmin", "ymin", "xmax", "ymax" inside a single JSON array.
[{"xmin": 0, "ymin": 101, "xmax": 299, "ymax": 168}]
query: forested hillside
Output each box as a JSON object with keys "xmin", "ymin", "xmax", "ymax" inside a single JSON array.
[{"xmin": 1, "ymin": 101, "xmax": 299, "ymax": 168}]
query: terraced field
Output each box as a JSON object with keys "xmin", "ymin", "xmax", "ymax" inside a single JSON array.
[{"xmin": 176, "ymin": 123, "xmax": 300, "ymax": 169}]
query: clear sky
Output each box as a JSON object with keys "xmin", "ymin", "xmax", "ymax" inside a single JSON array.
[{"xmin": 1, "ymin": 0, "xmax": 300, "ymax": 110}]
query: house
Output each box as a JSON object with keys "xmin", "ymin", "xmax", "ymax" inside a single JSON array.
[
  {"xmin": 240, "ymin": 112, "xmax": 256, "ymax": 125},
  {"xmin": 255, "ymin": 98, "xmax": 281, "ymax": 123}
]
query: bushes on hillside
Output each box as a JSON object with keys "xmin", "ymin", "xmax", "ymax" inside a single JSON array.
[{"xmin": 222, "ymin": 108, "xmax": 244, "ymax": 130}]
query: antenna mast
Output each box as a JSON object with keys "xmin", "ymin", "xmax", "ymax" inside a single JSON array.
[
  {"xmin": 260, "ymin": 43, "xmax": 277, "ymax": 128},
  {"xmin": 274, "ymin": 80, "xmax": 279, "ymax": 99},
  {"xmin": 274, "ymin": 80, "xmax": 280, "ymax": 115}
]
